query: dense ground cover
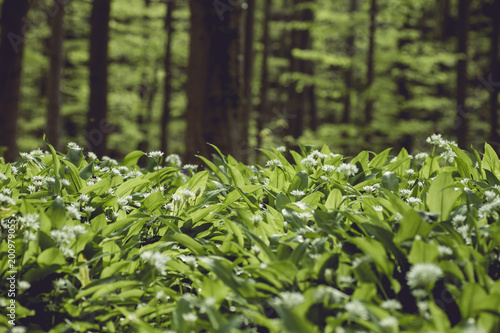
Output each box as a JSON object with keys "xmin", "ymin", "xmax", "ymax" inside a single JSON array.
[{"xmin": 1, "ymin": 135, "xmax": 500, "ymax": 332}]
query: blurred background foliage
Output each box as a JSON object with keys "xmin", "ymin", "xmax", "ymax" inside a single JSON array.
[{"xmin": 0, "ymin": 0, "xmax": 499, "ymax": 163}]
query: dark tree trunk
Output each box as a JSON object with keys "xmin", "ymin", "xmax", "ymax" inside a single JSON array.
[
  {"xmin": 257, "ymin": 0, "xmax": 271, "ymax": 149},
  {"xmin": 287, "ymin": 0, "xmax": 314, "ymax": 139},
  {"xmin": 185, "ymin": 0, "xmax": 246, "ymax": 163},
  {"xmin": 342, "ymin": 0, "xmax": 358, "ymax": 124},
  {"xmin": 242, "ymin": 0, "xmax": 255, "ymax": 163},
  {"xmin": 363, "ymin": 0, "xmax": 376, "ymax": 138},
  {"xmin": 455, "ymin": 0, "xmax": 470, "ymax": 149},
  {"xmin": 85, "ymin": 0, "xmax": 111, "ymax": 157},
  {"xmin": 161, "ymin": 1, "xmax": 175, "ymax": 154},
  {"xmin": 46, "ymin": 0, "xmax": 65, "ymax": 151},
  {"xmin": 0, "ymin": 0, "xmax": 30, "ymax": 162},
  {"xmin": 489, "ymin": 0, "xmax": 500, "ymax": 148},
  {"xmin": 304, "ymin": 2, "xmax": 316, "ymax": 132}
]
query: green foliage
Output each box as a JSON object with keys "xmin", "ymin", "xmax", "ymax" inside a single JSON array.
[{"xmin": 1, "ymin": 138, "xmax": 500, "ymax": 332}]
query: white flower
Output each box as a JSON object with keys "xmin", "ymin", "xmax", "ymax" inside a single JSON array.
[
  {"xmin": 183, "ymin": 164, "xmax": 198, "ymax": 172},
  {"xmin": 290, "ymin": 190, "xmax": 305, "ymax": 197},
  {"xmin": 2, "ymin": 188, "xmax": 12, "ymax": 195},
  {"xmin": 321, "ymin": 165, "xmax": 336, "ymax": 173},
  {"xmin": 457, "ymin": 224, "xmax": 472, "ymax": 244},
  {"xmin": 415, "ymin": 152, "xmax": 428, "ymax": 161},
  {"xmin": 478, "ymin": 199, "xmax": 500, "ymax": 219},
  {"xmin": 297, "ymin": 212, "xmax": 312, "ymax": 222},
  {"xmin": 276, "ymin": 146, "xmax": 286, "ymax": 153},
  {"xmin": 71, "ymin": 225, "xmax": 87, "ymax": 236},
  {"xmin": 338, "ymin": 275, "xmax": 356, "ymax": 286},
  {"xmin": 53, "ymin": 278, "xmax": 68, "ymax": 293},
  {"xmin": 67, "ymin": 142, "xmax": 81, "ymax": 150},
  {"xmin": 182, "ymin": 312, "xmax": 198, "ymax": 323},
  {"xmin": 22, "ymin": 230, "xmax": 37, "ymax": 243},
  {"xmin": 271, "ymin": 292, "xmax": 305, "ymax": 308},
  {"xmin": 11, "ymin": 166, "xmax": 18, "ymax": 176},
  {"xmin": 484, "ymin": 190, "xmax": 498, "ymax": 202},
  {"xmin": 61, "ymin": 179, "xmax": 71, "ymax": 187},
  {"xmin": 179, "ymin": 188, "xmax": 195, "ymax": 199},
  {"xmin": 87, "ymin": 152, "xmax": 97, "ymax": 161},
  {"xmin": 406, "ymin": 197, "xmax": 422, "ymax": 207},
  {"xmin": 380, "ymin": 299, "xmax": 402, "ymax": 312},
  {"xmin": 11, "ymin": 327, "xmax": 27, "ymax": 333},
  {"xmin": 18, "ymin": 213, "xmax": 40, "ymax": 230},
  {"xmin": 438, "ymin": 245, "xmax": 453, "ymax": 257},
  {"xmin": 0, "ymin": 172, "xmax": 7, "ymax": 181},
  {"xmin": 140, "ymin": 250, "xmax": 170, "ymax": 275},
  {"xmin": 380, "ymin": 316, "xmax": 398, "ymax": 329},
  {"xmin": 405, "ymin": 169, "xmax": 415, "ymax": 177},
  {"xmin": 60, "ymin": 247, "xmax": 75, "ymax": 258},
  {"xmin": 399, "ymin": 189, "xmax": 411, "ymax": 197},
  {"xmin": 18, "ymin": 281, "xmax": 31, "ymax": 291},
  {"xmin": 67, "ymin": 205, "xmax": 81, "ymax": 220},
  {"xmin": 80, "ymin": 194, "xmax": 90, "ymax": 203},
  {"xmin": 165, "ymin": 154, "xmax": 182, "ymax": 167},
  {"xmin": 250, "ymin": 214, "xmax": 263, "ymax": 225},
  {"xmin": 336, "ymin": 163, "xmax": 359, "ymax": 177},
  {"xmin": 345, "ymin": 300, "xmax": 369, "ymax": 320},
  {"xmin": 148, "ymin": 151, "xmax": 164, "ymax": 160},
  {"xmin": 373, "ymin": 205, "xmax": 383, "ymax": 212},
  {"xmin": 406, "ymin": 263, "xmax": 443, "ymax": 289},
  {"xmin": 440, "ymin": 149, "xmax": 457, "ymax": 164},
  {"xmin": 426, "ymin": 133, "xmax": 445, "ymax": 146},
  {"xmin": 452, "ymin": 214, "xmax": 467, "ymax": 226},
  {"xmin": 363, "ymin": 185, "xmax": 377, "ymax": 193},
  {"xmin": 0, "ymin": 193, "xmax": 16, "ymax": 206},
  {"xmin": 301, "ymin": 156, "xmax": 318, "ymax": 168},
  {"xmin": 266, "ymin": 159, "xmax": 282, "ymax": 168},
  {"xmin": 309, "ymin": 150, "xmax": 328, "ymax": 159}
]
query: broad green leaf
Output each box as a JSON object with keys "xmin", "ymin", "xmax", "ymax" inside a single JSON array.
[
  {"xmin": 381, "ymin": 171, "xmax": 399, "ymax": 193},
  {"xmin": 37, "ymin": 248, "xmax": 66, "ymax": 267},
  {"xmin": 426, "ymin": 172, "xmax": 459, "ymax": 221},
  {"xmin": 394, "ymin": 209, "xmax": 432, "ymax": 243},
  {"xmin": 289, "ymin": 171, "xmax": 308, "ymax": 192},
  {"xmin": 122, "ymin": 150, "xmax": 144, "ymax": 167}
]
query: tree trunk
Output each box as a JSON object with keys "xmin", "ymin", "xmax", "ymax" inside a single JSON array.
[
  {"xmin": 287, "ymin": 0, "xmax": 314, "ymax": 139},
  {"xmin": 257, "ymin": 0, "xmax": 271, "ymax": 149},
  {"xmin": 455, "ymin": 0, "xmax": 470, "ymax": 149},
  {"xmin": 489, "ymin": 0, "xmax": 500, "ymax": 147},
  {"xmin": 184, "ymin": 0, "xmax": 246, "ymax": 163},
  {"xmin": 161, "ymin": 1, "xmax": 175, "ymax": 154},
  {"xmin": 0, "ymin": 0, "xmax": 30, "ymax": 162},
  {"xmin": 342, "ymin": 0, "xmax": 358, "ymax": 124},
  {"xmin": 363, "ymin": 0, "xmax": 376, "ymax": 139},
  {"xmin": 46, "ymin": 0, "xmax": 65, "ymax": 151},
  {"xmin": 242, "ymin": 0, "xmax": 255, "ymax": 163},
  {"xmin": 85, "ymin": 0, "xmax": 111, "ymax": 157}
]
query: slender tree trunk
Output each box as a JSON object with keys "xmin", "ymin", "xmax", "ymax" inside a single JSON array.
[
  {"xmin": 185, "ymin": 0, "xmax": 246, "ymax": 163},
  {"xmin": 342, "ymin": 0, "xmax": 358, "ymax": 124},
  {"xmin": 46, "ymin": 0, "xmax": 65, "ymax": 151},
  {"xmin": 489, "ymin": 0, "xmax": 500, "ymax": 147},
  {"xmin": 85, "ymin": 0, "xmax": 111, "ymax": 157},
  {"xmin": 0, "ymin": 0, "xmax": 30, "ymax": 162},
  {"xmin": 257, "ymin": 0, "xmax": 271, "ymax": 149},
  {"xmin": 161, "ymin": 1, "xmax": 175, "ymax": 154},
  {"xmin": 455, "ymin": 0, "xmax": 470, "ymax": 149},
  {"xmin": 394, "ymin": 15, "xmax": 413, "ymax": 151},
  {"xmin": 303, "ymin": 1, "xmax": 316, "ymax": 132},
  {"xmin": 363, "ymin": 0, "xmax": 376, "ymax": 137},
  {"xmin": 241, "ymin": 0, "xmax": 255, "ymax": 163}
]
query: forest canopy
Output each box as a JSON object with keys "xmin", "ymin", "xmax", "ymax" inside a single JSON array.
[{"xmin": 0, "ymin": 0, "xmax": 499, "ymax": 163}]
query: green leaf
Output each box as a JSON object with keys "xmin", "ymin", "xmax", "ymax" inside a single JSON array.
[
  {"xmin": 37, "ymin": 248, "xmax": 66, "ymax": 267},
  {"xmin": 114, "ymin": 178, "xmax": 151, "ymax": 197},
  {"xmin": 394, "ymin": 209, "xmax": 432, "ymax": 243},
  {"xmin": 483, "ymin": 143, "xmax": 500, "ymax": 176},
  {"xmin": 47, "ymin": 197, "xmax": 67, "ymax": 229},
  {"xmin": 169, "ymin": 233, "xmax": 205, "ymax": 256},
  {"xmin": 426, "ymin": 172, "xmax": 459, "ymax": 221},
  {"xmin": 197, "ymin": 155, "xmax": 229, "ymax": 184},
  {"xmin": 381, "ymin": 171, "xmax": 399, "ymax": 193},
  {"xmin": 289, "ymin": 171, "xmax": 309, "ymax": 192},
  {"xmin": 368, "ymin": 148, "xmax": 392, "ymax": 168},
  {"xmin": 122, "ymin": 150, "xmax": 145, "ymax": 167},
  {"xmin": 79, "ymin": 161, "xmax": 94, "ymax": 180}
]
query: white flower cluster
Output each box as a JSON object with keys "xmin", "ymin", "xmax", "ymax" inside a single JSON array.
[
  {"xmin": 406, "ymin": 263, "xmax": 443, "ymax": 289},
  {"xmin": 165, "ymin": 154, "xmax": 182, "ymax": 168},
  {"xmin": 140, "ymin": 250, "xmax": 170, "ymax": 275},
  {"xmin": 336, "ymin": 163, "xmax": 359, "ymax": 178},
  {"xmin": 147, "ymin": 151, "xmax": 164, "ymax": 160},
  {"xmin": 266, "ymin": 159, "xmax": 282, "ymax": 168},
  {"xmin": 0, "ymin": 193, "xmax": 16, "ymax": 206},
  {"xmin": 270, "ymin": 292, "xmax": 305, "ymax": 308}
]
